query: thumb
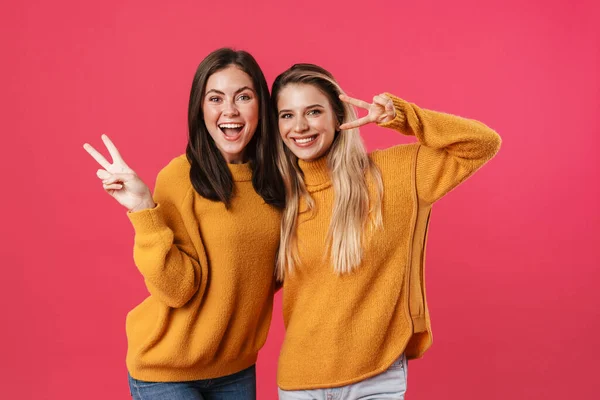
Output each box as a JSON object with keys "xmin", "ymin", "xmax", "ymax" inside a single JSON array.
[
  {"xmin": 101, "ymin": 173, "xmax": 137, "ymax": 185},
  {"xmin": 96, "ymin": 169, "xmax": 111, "ymax": 179}
]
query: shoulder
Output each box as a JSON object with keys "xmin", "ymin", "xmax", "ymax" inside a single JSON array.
[
  {"xmin": 157, "ymin": 154, "xmax": 190, "ymax": 183},
  {"xmin": 154, "ymin": 154, "xmax": 193, "ymax": 201},
  {"xmin": 369, "ymin": 144, "xmax": 421, "ymax": 193},
  {"xmin": 369, "ymin": 143, "xmax": 420, "ymax": 167}
]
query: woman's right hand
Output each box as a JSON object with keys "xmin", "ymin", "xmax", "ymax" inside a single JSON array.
[
  {"xmin": 338, "ymin": 93, "xmax": 396, "ymax": 130},
  {"xmin": 83, "ymin": 135, "xmax": 155, "ymax": 212}
]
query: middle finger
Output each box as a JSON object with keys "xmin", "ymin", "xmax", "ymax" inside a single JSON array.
[{"xmin": 83, "ymin": 143, "xmax": 111, "ymax": 170}]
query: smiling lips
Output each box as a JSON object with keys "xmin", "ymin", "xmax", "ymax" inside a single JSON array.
[
  {"xmin": 219, "ymin": 123, "xmax": 245, "ymax": 141},
  {"xmin": 292, "ymin": 134, "xmax": 318, "ymax": 147}
]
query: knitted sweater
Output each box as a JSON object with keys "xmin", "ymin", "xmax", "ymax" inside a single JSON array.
[
  {"xmin": 126, "ymin": 155, "xmax": 281, "ymax": 382},
  {"xmin": 277, "ymin": 94, "xmax": 501, "ymax": 390}
]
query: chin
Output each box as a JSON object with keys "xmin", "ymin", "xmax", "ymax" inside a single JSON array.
[
  {"xmin": 297, "ymin": 151, "xmax": 319, "ymax": 161},
  {"xmin": 217, "ymin": 145, "xmax": 243, "ymax": 160}
]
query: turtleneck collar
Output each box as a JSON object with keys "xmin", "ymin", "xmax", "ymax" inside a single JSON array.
[
  {"xmin": 297, "ymin": 156, "xmax": 331, "ymax": 188},
  {"xmin": 227, "ymin": 162, "xmax": 253, "ymax": 182}
]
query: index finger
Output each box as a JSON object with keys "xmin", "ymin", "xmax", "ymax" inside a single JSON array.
[
  {"xmin": 339, "ymin": 115, "xmax": 372, "ymax": 130},
  {"xmin": 339, "ymin": 94, "xmax": 371, "ymax": 110},
  {"xmin": 83, "ymin": 143, "xmax": 111, "ymax": 170}
]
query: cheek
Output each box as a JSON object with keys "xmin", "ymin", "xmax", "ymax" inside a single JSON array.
[
  {"xmin": 278, "ymin": 121, "xmax": 291, "ymax": 140},
  {"xmin": 202, "ymin": 106, "xmax": 218, "ymax": 124},
  {"xmin": 313, "ymin": 118, "xmax": 335, "ymax": 136},
  {"xmin": 245, "ymin": 103, "xmax": 259, "ymax": 124},
  {"xmin": 316, "ymin": 119, "xmax": 336, "ymax": 147},
  {"xmin": 326, "ymin": 118, "xmax": 337, "ymax": 138}
]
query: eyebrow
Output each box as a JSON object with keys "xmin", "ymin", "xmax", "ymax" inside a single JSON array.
[
  {"xmin": 278, "ymin": 104, "xmax": 325, "ymax": 114},
  {"xmin": 205, "ymin": 86, "xmax": 256, "ymax": 96}
]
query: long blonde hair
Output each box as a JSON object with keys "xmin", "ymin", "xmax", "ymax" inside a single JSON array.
[{"xmin": 271, "ymin": 64, "xmax": 384, "ymax": 281}]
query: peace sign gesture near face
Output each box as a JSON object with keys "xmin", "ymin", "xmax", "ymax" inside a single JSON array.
[
  {"xmin": 83, "ymin": 135, "xmax": 155, "ymax": 212},
  {"xmin": 338, "ymin": 93, "xmax": 396, "ymax": 130}
]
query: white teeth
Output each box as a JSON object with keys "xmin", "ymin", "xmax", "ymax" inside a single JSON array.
[
  {"xmin": 219, "ymin": 123, "xmax": 244, "ymax": 129},
  {"xmin": 294, "ymin": 136, "xmax": 317, "ymax": 144}
]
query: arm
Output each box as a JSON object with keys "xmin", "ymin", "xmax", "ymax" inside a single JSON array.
[
  {"xmin": 340, "ymin": 93, "xmax": 501, "ymax": 204},
  {"xmin": 127, "ymin": 157, "xmax": 208, "ymax": 308},
  {"xmin": 379, "ymin": 94, "xmax": 501, "ymax": 203},
  {"xmin": 83, "ymin": 136, "xmax": 207, "ymax": 308}
]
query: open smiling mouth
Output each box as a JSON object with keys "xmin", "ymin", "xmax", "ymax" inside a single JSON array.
[
  {"xmin": 218, "ymin": 123, "xmax": 245, "ymax": 141},
  {"xmin": 292, "ymin": 134, "xmax": 318, "ymax": 146}
]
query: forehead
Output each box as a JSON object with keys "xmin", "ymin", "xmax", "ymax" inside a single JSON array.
[
  {"xmin": 277, "ymin": 84, "xmax": 331, "ymax": 109},
  {"xmin": 205, "ymin": 66, "xmax": 254, "ymax": 93}
]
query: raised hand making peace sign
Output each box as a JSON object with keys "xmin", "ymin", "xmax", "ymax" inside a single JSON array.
[
  {"xmin": 338, "ymin": 93, "xmax": 396, "ymax": 130},
  {"xmin": 83, "ymin": 135, "xmax": 155, "ymax": 212}
]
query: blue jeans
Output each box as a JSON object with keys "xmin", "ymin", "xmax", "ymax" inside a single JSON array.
[
  {"xmin": 128, "ymin": 365, "xmax": 256, "ymax": 400},
  {"xmin": 278, "ymin": 354, "xmax": 408, "ymax": 400}
]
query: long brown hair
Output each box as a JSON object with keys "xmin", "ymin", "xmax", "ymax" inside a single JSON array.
[{"xmin": 186, "ymin": 48, "xmax": 285, "ymax": 208}]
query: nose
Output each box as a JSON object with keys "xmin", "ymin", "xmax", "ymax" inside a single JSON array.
[
  {"xmin": 294, "ymin": 116, "xmax": 309, "ymax": 133},
  {"xmin": 223, "ymin": 100, "xmax": 239, "ymax": 117}
]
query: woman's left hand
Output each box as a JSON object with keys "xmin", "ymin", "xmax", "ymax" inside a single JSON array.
[{"xmin": 339, "ymin": 93, "xmax": 396, "ymax": 130}]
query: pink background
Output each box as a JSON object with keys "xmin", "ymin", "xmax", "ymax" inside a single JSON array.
[{"xmin": 2, "ymin": 0, "xmax": 598, "ymax": 398}]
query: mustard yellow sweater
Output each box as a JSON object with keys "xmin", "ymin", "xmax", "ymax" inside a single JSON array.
[
  {"xmin": 126, "ymin": 155, "xmax": 281, "ymax": 382},
  {"xmin": 277, "ymin": 94, "xmax": 501, "ymax": 390}
]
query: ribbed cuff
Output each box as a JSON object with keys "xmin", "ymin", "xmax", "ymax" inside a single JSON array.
[
  {"xmin": 377, "ymin": 93, "xmax": 411, "ymax": 136},
  {"xmin": 127, "ymin": 203, "xmax": 167, "ymax": 235}
]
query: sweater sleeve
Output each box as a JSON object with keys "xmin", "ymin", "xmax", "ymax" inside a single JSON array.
[
  {"xmin": 378, "ymin": 94, "xmax": 501, "ymax": 204},
  {"xmin": 127, "ymin": 157, "xmax": 208, "ymax": 308}
]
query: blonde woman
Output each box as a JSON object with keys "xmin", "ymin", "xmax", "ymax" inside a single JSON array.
[{"xmin": 271, "ymin": 64, "xmax": 501, "ymax": 399}]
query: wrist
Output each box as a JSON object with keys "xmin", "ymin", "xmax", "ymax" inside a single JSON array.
[
  {"xmin": 377, "ymin": 93, "xmax": 408, "ymax": 133},
  {"xmin": 129, "ymin": 198, "xmax": 156, "ymax": 213}
]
